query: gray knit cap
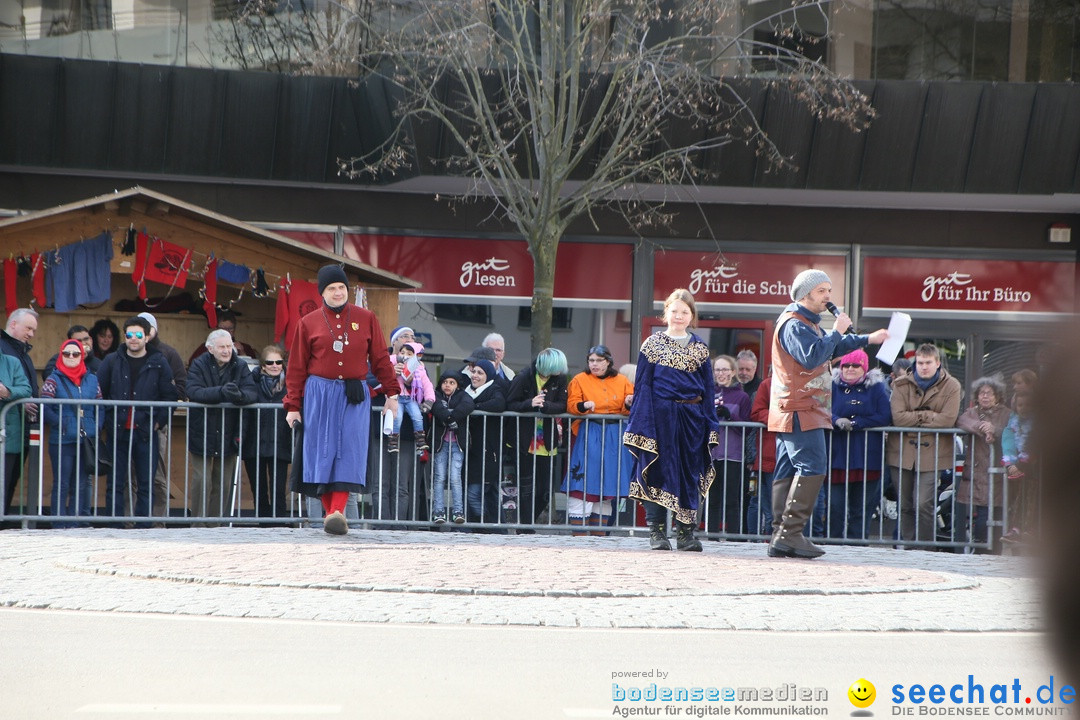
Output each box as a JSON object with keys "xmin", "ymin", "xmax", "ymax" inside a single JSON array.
[{"xmin": 790, "ymin": 269, "xmax": 832, "ymax": 302}]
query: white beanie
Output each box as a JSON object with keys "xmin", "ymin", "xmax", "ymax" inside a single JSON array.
[
  {"xmin": 137, "ymin": 312, "xmax": 158, "ymax": 332},
  {"xmin": 790, "ymin": 269, "xmax": 832, "ymax": 302}
]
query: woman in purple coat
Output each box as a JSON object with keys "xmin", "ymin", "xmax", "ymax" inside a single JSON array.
[{"xmin": 706, "ymin": 354, "xmax": 752, "ymax": 537}]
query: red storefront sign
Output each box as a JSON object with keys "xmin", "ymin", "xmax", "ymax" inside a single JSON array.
[
  {"xmin": 281, "ymin": 231, "xmax": 632, "ymax": 303},
  {"xmin": 862, "ymin": 256, "xmax": 1075, "ymax": 316},
  {"xmin": 653, "ymin": 251, "xmax": 848, "ymax": 307}
]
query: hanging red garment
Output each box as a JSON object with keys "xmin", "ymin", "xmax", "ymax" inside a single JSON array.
[
  {"xmin": 274, "ymin": 276, "xmax": 291, "ymax": 342},
  {"xmin": 144, "ymin": 238, "xmax": 191, "ymax": 288},
  {"xmin": 132, "ymin": 232, "xmax": 150, "ymax": 300},
  {"xmin": 274, "ymin": 277, "xmax": 320, "ymax": 346},
  {"xmin": 202, "ymin": 256, "xmax": 218, "ymax": 329},
  {"xmin": 29, "ymin": 253, "xmax": 46, "ymax": 307},
  {"xmin": 3, "ymin": 258, "xmax": 16, "ymax": 317}
]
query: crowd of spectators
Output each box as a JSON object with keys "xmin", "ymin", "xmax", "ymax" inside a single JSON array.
[{"xmin": 0, "ymin": 307, "xmax": 1043, "ymax": 550}]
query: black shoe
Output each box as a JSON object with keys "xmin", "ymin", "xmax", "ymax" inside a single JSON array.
[
  {"xmin": 675, "ymin": 523, "xmax": 702, "ymax": 552},
  {"xmin": 649, "ymin": 523, "xmax": 671, "ymax": 551}
]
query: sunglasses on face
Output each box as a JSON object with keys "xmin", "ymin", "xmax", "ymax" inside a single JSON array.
[
  {"xmin": 263, "ymin": 360, "xmax": 284, "ymax": 366},
  {"xmin": 841, "ymin": 363, "xmax": 863, "ymax": 369},
  {"xmin": 125, "ymin": 332, "xmax": 145, "ymax": 339},
  {"xmin": 61, "ymin": 351, "xmax": 82, "ymax": 358}
]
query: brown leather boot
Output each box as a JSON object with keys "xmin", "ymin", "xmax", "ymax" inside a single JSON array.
[
  {"xmin": 414, "ymin": 430, "xmax": 430, "ymax": 452},
  {"xmin": 767, "ymin": 476, "xmax": 794, "ymax": 557},
  {"xmin": 769, "ymin": 474, "xmax": 827, "ymax": 559}
]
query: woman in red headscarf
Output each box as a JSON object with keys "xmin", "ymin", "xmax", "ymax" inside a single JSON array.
[{"xmin": 41, "ymin": 339, "xmax": 102, "ymax": 526}]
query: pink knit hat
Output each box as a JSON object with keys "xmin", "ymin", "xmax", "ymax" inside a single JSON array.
[{"xmin": 839, "ymin": 348, "xmax": 868, "ymax": 372}]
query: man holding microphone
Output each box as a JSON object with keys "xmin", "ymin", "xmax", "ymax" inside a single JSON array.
[{"xmin": 768, "ymin": 269, "xmax": 889, "ymax": 559}]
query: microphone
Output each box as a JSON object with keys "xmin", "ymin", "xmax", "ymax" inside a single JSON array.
[{"xmin": 824, "ymin": 302, "xmax": 857, "ymax": 335}]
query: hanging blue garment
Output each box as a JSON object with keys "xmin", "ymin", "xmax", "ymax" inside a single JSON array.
[
  {"xmin": 47, "ymin": 232, "xmax": 114, "ymax": 312},
  {"xmin": 216, "ymin": 259, "xmax": 250, "ymax": 285},
  {"xmin": 83, "ymin": 231, "xmax": 113, "ymax": 304}
]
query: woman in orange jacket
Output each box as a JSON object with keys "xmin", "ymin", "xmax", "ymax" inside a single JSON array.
[{"xmin": 561, "ymin": 345, "xmax": 634, "ymax": 533}]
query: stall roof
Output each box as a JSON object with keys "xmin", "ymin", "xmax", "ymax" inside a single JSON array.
[{"xmin": 0, "ymin": 186, "xmax": 420, "ymax": 290}]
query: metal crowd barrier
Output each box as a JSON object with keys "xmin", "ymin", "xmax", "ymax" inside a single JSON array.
[{"xmin": 0, "ymin": 397, "xmax": 1035, "ymax": 553}]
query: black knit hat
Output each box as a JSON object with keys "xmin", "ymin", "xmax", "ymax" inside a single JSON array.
[{"xmin": 317, "ymin": 264, "xmax": 349, "ymax": 294}]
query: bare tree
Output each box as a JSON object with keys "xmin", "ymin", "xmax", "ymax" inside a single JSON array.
[
  {"xmin": 257, "ymin": 0, "xmax": 873, "ymax": 353},
  {"xmin": 213, "ymin": 0, "xmax": 376, "ymax": 75}
]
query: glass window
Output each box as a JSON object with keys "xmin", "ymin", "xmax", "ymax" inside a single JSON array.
[
  {"xmin": 518, "ymin": 306, "xmax": 572, "ymax": 330},
  {"xmin": 434, "ymin": 303, "xmax": 491, "ymax": 326}
]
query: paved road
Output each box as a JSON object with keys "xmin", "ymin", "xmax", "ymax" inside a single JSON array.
[
  {"xmin": 0, "ymin": 527, "xmax": 1062, "ymax": 718},
  {"xmin": 0, "ymin": 527, "xmax": 1042, "ymax": 630},
  {"xmin": 0, "ymin": 609, "xmax": 1058, "ymax": 719}
]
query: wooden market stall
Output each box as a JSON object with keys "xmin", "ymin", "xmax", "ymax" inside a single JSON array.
[
  {"xmin": 0, "ymin": 186, "xmax": 419, "ymax": 369},
  {"xmin": 0, "ymin": 186, "xmax": 420, "ymax": 519}
]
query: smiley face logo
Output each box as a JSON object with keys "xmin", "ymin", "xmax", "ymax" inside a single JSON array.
[{"xmin": 848, "ymin": 678, "xmax": 876, "ymax": 708}]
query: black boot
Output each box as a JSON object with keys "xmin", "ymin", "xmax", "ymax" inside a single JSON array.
[
  {"xmin": 649, "ymin": 521, "xmax": 671, "ymax": 551},
  {"xmin": 675, "ymin": 521, "xmax": 702, "ymax": 552}
]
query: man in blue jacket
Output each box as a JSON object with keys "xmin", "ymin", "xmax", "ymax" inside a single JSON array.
[{"xmin": 97, "ymin": 316, "xmax": 177, "ymax": 524}]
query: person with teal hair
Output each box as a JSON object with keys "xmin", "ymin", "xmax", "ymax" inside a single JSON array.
[{"xmin": 507, "ymin": 348, "xmax": 570, "ymax": 526}]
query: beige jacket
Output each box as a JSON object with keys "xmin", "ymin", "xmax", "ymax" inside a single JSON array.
[{"xmin": 885, "ymin": 368, "xmax": 962, "ymax": 472}]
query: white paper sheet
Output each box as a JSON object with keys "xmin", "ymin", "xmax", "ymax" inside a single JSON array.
[{"xmin": 875, "ymin": 312, "xmax": 911, "ymax": 366}]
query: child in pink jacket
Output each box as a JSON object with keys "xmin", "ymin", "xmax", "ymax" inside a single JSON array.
[{"xmin": 388, "ymin": 342, "xmax": 435, "ymax": 454}]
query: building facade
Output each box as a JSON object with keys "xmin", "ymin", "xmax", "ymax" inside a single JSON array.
[{"xmin": 1, "ymin": 1, "xmax": 1078, "ymax": 382}]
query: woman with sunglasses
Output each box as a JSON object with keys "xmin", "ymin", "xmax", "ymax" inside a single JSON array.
[
  {"xmin": 243, "ymin": 346, "xmax": 292, "ymax": 518},
  {"xmin": 827, "ymin": 349, "xmax": 891, "ymax": 540},
  {"xmin": 41, "ymin": 339, "xmax": 103, "ymax": 526},
  {"xmin": 561, "ymin": 344, "xmax": 634, "ymax": 534}
]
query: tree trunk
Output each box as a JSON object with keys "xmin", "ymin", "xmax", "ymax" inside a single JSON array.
[{"xmin": 528, "ymin": 227, "xmax": 559, "ymax": 358}]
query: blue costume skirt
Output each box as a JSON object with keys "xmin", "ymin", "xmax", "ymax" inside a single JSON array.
[
  {"xmin": 561, "ymin": 420, "xmax": 633, "ymax": 500},
  {"xmin": 300, "ymin": 375, "xmax": 371, "ymax": 494},
  {"xmin": 625, "ymin": 400, "xmax": 716, "ymax": 525}
]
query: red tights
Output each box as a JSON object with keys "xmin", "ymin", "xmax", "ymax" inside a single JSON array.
[{"xmin": 320, "ymin": 491, "xmax": 349, "ymax": 515}]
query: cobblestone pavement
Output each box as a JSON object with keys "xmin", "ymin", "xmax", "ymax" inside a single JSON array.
[{"xmin": 0, "ymin": 527, "xmax": 1042, "ymax": 631}]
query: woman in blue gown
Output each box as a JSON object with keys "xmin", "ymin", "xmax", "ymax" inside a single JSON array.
[{"xmin": 624, "ymin": 289, "xmax": 719, "ymax": 551}]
